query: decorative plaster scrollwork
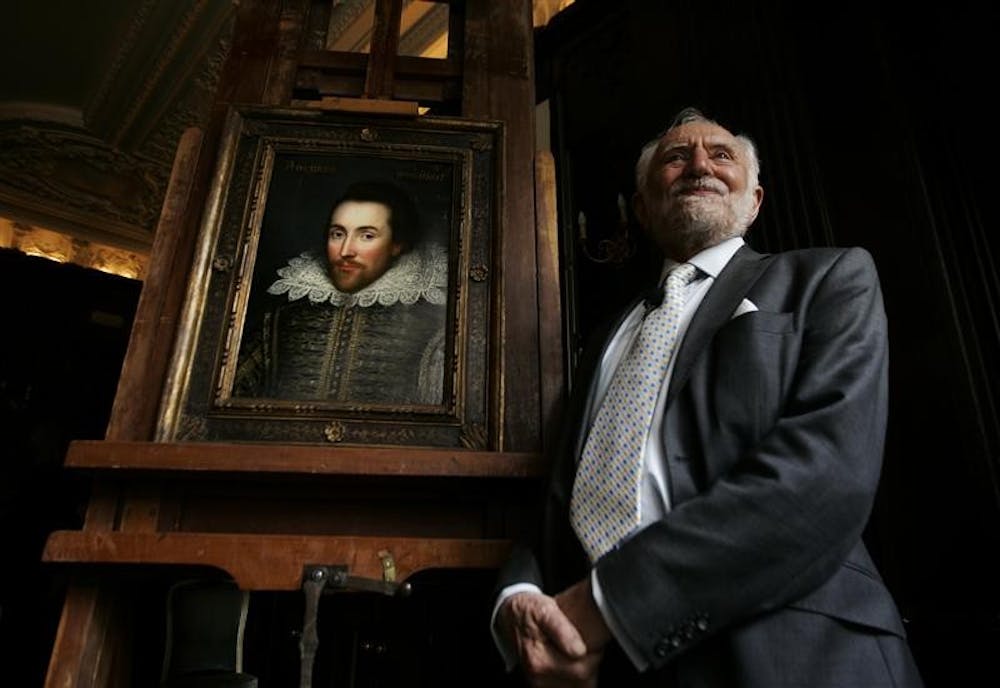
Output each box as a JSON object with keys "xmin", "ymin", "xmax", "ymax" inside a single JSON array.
[{"xmin": 0, "ymin": 124, "xmax": 166, "ymax": 231}]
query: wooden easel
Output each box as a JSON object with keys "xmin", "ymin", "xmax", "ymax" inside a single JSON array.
[{"xmin": 41, "ymin": 1, "xmax": 563, "ymax": 685}]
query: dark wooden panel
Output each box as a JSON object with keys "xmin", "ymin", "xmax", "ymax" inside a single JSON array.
[{"xmin": 463, "ymin": 0, "xmax": 540, "ymax": 451}]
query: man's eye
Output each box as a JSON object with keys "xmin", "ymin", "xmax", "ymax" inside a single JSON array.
[
  {"xmin": 362, "ymin": 232, "xmax": 377, "ymax": 241},
  {"xmin": 329, "ymin": 229, "xmax": 345, "ymax": 239},
  {"xmin": 663, "ymin": 152, "xmax": 687, "ymax": 164},
  {"xmin": 713, "ymin": 150, "xmax": 734, "ymax": 160}
]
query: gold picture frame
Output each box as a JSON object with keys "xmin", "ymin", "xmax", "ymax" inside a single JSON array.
[{"xmin": 157, "ymin": 106, "xmax": 503, "ymax": 449}]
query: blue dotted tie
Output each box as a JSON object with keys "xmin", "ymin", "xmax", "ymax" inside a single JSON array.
[{"xmin": 570, "ymin": 262, "xmax": 699, "ymax": 561}]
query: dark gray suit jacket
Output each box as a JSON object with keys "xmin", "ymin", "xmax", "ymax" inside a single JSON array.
[{"xmin": 499, "ymin": 245, "xmax": 923, "ymax": 687}]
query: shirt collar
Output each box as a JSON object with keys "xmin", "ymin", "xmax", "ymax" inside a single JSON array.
[
  {"xmin": 660, "ymin": 235, "xmax": 745, "ymax": 283},
  {"xmin": 267, "ymin": 243, "xmax": 449, "ymax": 308}
]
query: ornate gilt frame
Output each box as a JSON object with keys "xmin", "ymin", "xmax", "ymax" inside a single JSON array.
[{"xmin": 157, "ymin": 106, "xmax": 503, "ymax": 449}]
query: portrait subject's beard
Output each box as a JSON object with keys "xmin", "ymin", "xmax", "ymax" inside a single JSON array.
[
  {"xmin": 328, "ymin": 256, "xmax": 397, "ymax": 293},
  {"xmin": 650, "ymin": 180, "xmax": 758, "ymax": 257}
]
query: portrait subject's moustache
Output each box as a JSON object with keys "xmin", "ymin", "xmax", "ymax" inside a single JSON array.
[{"xmin": 333, "ymin": 259, "xmax": 363, "ymax": 269}]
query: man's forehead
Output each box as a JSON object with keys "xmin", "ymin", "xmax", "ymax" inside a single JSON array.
[
  {"xmin": 330, "ymin": 200, "xmax": 391, "ymax": 222},
  {"xmin": 658, "ymin": 121, "xmax": 739, "ymax": 150}
]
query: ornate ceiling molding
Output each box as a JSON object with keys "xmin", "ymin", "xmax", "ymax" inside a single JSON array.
[
  {"xmin": 0, "ymin": 0, "xmax": 234, "ymax": 255},
  {"xmin": 137, "ymin": 14, "xmax": 234, "ymax": 166},
  {"xmin": 83, "ymin": 0, "xmax": 160, "ymax": 134},
  {"xmin": 0, "ymin": 122, "xmax": 165, "ymax": 250},
  {"xmin": 0, "ymin": 103, "xmax": 85, "ymax": 128},
  {"xmin": 85, "ymin": 0, "xmax": 236, "ymax": 153}
]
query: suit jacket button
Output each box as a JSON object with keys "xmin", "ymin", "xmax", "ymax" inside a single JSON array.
[
  {"xmin": 654, "ymin": 640, "xmax": 670, "ymax": 658},
  {"xmin": 669, "ymin": 634, "xmax": 683, "ymax": 648},
  {"xmin": 695, "ymin": 616, "xmax": 709, "ymax": 632}
]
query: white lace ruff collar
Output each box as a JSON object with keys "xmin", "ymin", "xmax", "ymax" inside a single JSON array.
[{"xmin": 266, "ymin": 243, "xmax": 448, "ymax": 308}]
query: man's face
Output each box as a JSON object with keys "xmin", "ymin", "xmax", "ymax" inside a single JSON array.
[
  {"xmin": 326, "ymin": 200, "xmax": 403, "ymax": 293},
  {"xmin": 637, "ymin": 120, "xmax": 763, "ymax": 260}
]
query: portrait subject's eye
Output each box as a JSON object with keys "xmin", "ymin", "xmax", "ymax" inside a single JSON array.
[
  {"xmin": 329, "ymin": 227, "xmax": 346, "ymax": 240},
  {"xmin": 712, "ymin": 149, "xmax": 735, "ymax": 161}
]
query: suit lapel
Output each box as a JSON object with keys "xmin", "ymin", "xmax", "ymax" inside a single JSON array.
[
  {"xmin": 568, "ymin": 297, "xmax": 644, "ymax": 461},
  {"xmin": 665, "ymin": 245, "xmax": 771, "ymax": 408}
]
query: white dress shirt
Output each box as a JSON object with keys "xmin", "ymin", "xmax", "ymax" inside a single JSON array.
[{"xmin": 492, "ymin": 236, "xmax": 750, "ymax": 670}]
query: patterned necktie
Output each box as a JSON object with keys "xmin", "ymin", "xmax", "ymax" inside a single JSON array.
[{"xmin": 570, "ymin": 262, "xmax": 699, "ymax": 561}]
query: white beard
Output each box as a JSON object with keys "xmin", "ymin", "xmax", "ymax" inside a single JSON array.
[{"xmin": 652, "ymin": 182, "xmax": 758, "ymax": 253}]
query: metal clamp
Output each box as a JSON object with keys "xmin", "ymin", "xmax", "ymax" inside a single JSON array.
[
  {"xmin": 298, "ymin": 557, "xmax": 411, "ymax": 688},
  {"xmin": 307, "ymin": 564, "xmax": 411, "ymax": 598}
]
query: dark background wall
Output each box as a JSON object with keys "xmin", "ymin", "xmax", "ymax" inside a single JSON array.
[
  {"xmin": 0, "ymin": 248, "xmax": 141, "ymax": 686},
  {"xmin": 537, "ymin": 0, "xmax": 998, "ymax": 685}
]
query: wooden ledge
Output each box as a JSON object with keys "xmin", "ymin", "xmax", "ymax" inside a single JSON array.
[
  {"xmin": 43, "ymin": 530, "xmax": 513, "ymax": 591},
  {"xmin": 65, "ymin": 440, "xmax": 546, "ymax": 478},
  {"xmin": 292, "ymin": 95, "xmax": 420, "ymax": 115}
]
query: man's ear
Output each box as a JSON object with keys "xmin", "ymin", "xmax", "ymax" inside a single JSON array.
[
  {"xmin": 632, "ymin": 192, "xmax": 648, "ymax": 229},
  {"xmin": 746, "ymin": 185, "xmax": 764, "ymax": 225},
  {"xmin": 391, "ymin": 242, "xmax": 404, "ymax": 258}
]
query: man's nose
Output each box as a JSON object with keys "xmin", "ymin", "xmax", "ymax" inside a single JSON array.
[
  {"xmin": 339, "ymin": 234, "xmax": 356, "ymax": 257},
  {"xmin": 685, "ymin": 147, "xmax": 711, "ymax": 176}
]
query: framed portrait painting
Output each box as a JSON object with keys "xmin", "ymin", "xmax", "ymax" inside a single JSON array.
[{"xmin": 156, "ymin": 106, "xmax": 503, "ymax": 449}]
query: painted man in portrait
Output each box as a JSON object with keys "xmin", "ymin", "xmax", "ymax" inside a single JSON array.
[{"xmin": 234, "ymin": 179, "xmax": 448, "ymax": 406}]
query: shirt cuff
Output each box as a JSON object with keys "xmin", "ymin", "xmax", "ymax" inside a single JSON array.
[
  {"xmin": 490, "ymin": 583, "xmax": 544, "ymax": 671},
  {"xmin": 591, "ymin": 568, "xmax": 649, "ymax": 671}
]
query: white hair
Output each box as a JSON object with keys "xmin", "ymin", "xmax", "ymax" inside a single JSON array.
[{"xmin": 634, "ymin": 107, "xmax": 761, "ymax": 195}]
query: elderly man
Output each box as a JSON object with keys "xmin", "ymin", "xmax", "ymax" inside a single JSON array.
[
  {"xmin": 493, "ymin": 108, "xmax": 923, "ymax": 687},
  {"xmin": 234, "ymin": 179, "xmax": 447, "ymax": 406}
]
